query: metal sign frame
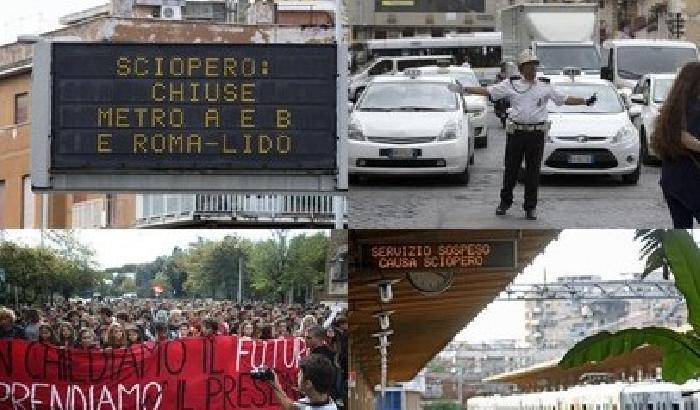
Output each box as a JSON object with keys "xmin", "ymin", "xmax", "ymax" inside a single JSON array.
[{"xmin": 31, "ymin": 39, "xmax": 347, "ymax": 193}]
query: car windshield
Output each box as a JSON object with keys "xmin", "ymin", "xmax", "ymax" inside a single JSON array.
[
  {"xmin": 537, "ymin": 46, "xmax": 601, "ymax": 71},
  {"xmin": 358, "ymin": 82, "xmax": 458, "ymax": 111},
  {"xmin": 419, "ymin": 70, "xmax": 480, "ymax": 87},
  {"xmin": 617, "ymin": 46, "xmax": 697, "ymax": 80},
  {"xmin": 653, "ymin": 78, "xmax": 674, "ymax": 103},
  {"xmin": 453, "ymin": 72, "xmax": 480, "ymax": 87},
  {"xmin": 355, "ymin": 59, "xmax": 383, "ymax": 74},
  {"xmin": 548, "ymin": 84, "xmax": 624, "ymax": 114}
]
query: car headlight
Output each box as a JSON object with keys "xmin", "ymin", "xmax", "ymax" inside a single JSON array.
[
  {"xmin": 349, "ymin": 122, "xmax": 365, "ymax": 141},
  {"xmin": 612, "ymin": 125, "xmax": 637, "ymax": 143},
  {"xmin": 438, "ymin": 121, "xmax": 459, "ymax": 141}
]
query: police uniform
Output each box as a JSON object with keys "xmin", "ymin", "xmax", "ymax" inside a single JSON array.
[{"xmin": 486, "ymin": 76, "xmax": 568, "ymax": 213}]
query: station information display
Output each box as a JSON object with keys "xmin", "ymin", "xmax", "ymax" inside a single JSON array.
[
  {"xmin": 360, "ymin": 240, "xmax": 516, "ymax": 271},
  {"xmin": 49, "ymin": 43, "xmax": 337, "ymax": 172},
  {"xmin": 375, "ymin": 0, "xmax": 485, "ymax": 13}
]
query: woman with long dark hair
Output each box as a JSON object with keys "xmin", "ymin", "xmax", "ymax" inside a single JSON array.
[
  {"xmin": 653, "ymin": 61, "xmax": 700, "ymax": 227},
  {"xmin": 125, "ymin": 324, "xmax": 144, "ymax": 347},
  {"xmin": 37, "ymin": 323, "xmax": 56, "ymax": 345},
  {"xmin": 105, "ymin": 323, "xmax": 128, "ymax": 349}
]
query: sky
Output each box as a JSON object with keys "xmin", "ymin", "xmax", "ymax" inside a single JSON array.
[
  {"xmin": 454, "ymin": 229, "xmax": 697, "ymax": 343},
  {"xmin": 0, "ymin": 0, "xmax": 107, "ymax": 46},
  {"xmin": 1, "ymin": 229, "xmax": 327, "ymax": 269}
]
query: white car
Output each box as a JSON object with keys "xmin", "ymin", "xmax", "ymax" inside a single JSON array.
[
  {"xmin": 409, "ymin": 65, "xmax": 489, "ymax": 148},
  {"xmin": 629, "ymin": 73, "xmax": 675, "ymax": 164},
  {"xmin": 348, "ymin": 72, "xmax": 474, "ymax": 184},
  {"xmin": 541, "ymin": 74, "xmax": 641, "ymax": 184},
  {"xmin": 349, "ymin": 55, "xmax": 454, "ymax": 101}
]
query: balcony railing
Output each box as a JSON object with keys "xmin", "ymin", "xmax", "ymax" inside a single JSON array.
[
  {"xmin": 136, "ymin": 194, "xmax": 347, "ymax": 227},
  {"xmin": 71, "ymin": 199, "xmax": 107, "ymax": 228}
]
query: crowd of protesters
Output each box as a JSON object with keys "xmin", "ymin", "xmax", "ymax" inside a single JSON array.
[{"xmin": 0, "ymin": 298, "xmax": 348, "ymax": 408}]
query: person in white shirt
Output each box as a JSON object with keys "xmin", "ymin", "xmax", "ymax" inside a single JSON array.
[
  {"xmin": 269, "ymin": 354, "xmax": 338, "ymax": 410},
  {"xmin": 449, "ymin": 49, "xmax": 596, "ymax": 220}
]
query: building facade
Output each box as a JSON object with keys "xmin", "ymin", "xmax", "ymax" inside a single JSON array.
[
  {"xmin": 349, "ymin": 0, "xmax": 699, "ymax": 46},
  {"xmin": 350, "ymin": 0, "xmax": 511, "ymax": 41},
  {"xmin": 0, "ymin": 0, "xmax": 335, "ymax": 229},
  {"xmin": 524, "ymin": 274, "xmax": 687, "ymax": 355}
]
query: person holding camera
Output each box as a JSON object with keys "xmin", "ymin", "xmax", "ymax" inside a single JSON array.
[{"xmin": 267, "ymin": 354, "xmax": 338, "ymax": 410}]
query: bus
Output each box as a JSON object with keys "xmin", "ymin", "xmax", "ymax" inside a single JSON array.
[{"xmin": 354, "ymin": 32, "xmax": 502, "ymax": 84}]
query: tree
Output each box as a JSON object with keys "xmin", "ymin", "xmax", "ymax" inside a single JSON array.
[
  {"xmin": 134, "ymin": 256, "xmax": 170, "ymax": 297},
  {"xmin": 247, "ymin": 230, "xmax": 328, "ymax": 302},
  {"xmin": 635, "ymin": 229, "xmax": 669, "ymax": 279},
  {"xmin": 44, "ymin": 230, "xmax": 100, "ymax": 299},
  {"xmin": 181, "ymin": 236, "xmax": 250, "ymax": 299},
  {"xmin": 248, "ymin": 230, "xmax": 292, "ymax": 301},
  {"xmin": 120, "ymin": 277, "xmax": 137, "ymax": 293},
  {"xmin": 560, "ymin": 230, "xmax": 700, "ymax": 383},
  {"xmin": 286, "ymin": 232, "xmax": 329, "ymax": 297},
  {"xmin": 151, "ymin": 272, "xmax": 172, "ymax": 297},
  {"xmin": 423, "ymin": 403, "xmax": 462, "ymax": 410},
  {"xmin": 165, "ymin": 247, "xmax": 188, "ymax": 297},
  {"xmin": 182, "ymin": 239, "xmax": 218, "ymax": 297},
  {"xmin": 0, "ymin": 238, "xmax": 102, "ymax": 304}
]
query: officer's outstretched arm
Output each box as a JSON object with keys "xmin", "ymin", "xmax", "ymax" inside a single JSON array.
[
  {"xmin": 564, "ymin": 96, "xmax": 587, "ymax": 105},
  {"xmin": 565, "ymin": 93, "xmax": 597, "ymax": 106},
  {"xmin": 463, "ymin": 86, "xmax": 490, "ymax": 96}
]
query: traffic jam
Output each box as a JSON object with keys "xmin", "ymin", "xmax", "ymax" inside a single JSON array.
[{"xmin": 346, "ymin": 4, "xmax": 699, "ymax": 189}]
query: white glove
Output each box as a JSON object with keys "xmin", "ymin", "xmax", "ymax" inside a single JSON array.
[{"xmin": 447, "ymin": 83, "xmax": 463, "ymax": 94}]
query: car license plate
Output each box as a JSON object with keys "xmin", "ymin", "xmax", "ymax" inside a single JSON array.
[
  {"xmin": 385, "ymin": 148, "xmax": 417, "ymax": 159},
  {"xmin": 568, "ymin": 154, "xmax": 594, "ymax": 164}
]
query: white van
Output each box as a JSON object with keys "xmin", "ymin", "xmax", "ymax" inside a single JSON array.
[
  {"xmin": 349, "ymin": 54, "xmax": 455, "ymax": 101},
  {"xmin": 600, "ymin": 39, "xmax": 697, "ymax": 95}
]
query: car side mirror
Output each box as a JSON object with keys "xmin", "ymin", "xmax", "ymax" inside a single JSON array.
[
  {"xmin": 348, "ymin": 101, "xmax": 355, "ymax": 113},
  {"xmin": 601, "ymin": 66, "xmax": 611, "ymax": 81},
  {"xmin": 629, "ymin": 94, "xmax": 645, "ymax": 104}
]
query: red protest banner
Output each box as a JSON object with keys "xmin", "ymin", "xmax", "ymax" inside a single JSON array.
[{"xmin": 0, "ymin": 336, "xmax": 305, "ymax": 410}]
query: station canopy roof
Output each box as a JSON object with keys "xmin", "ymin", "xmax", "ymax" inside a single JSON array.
[
  {"xmin": 349, "ymin": 229, "xmax": 560, "ymax": 389},
  {"xmin": 485, "ymin": 345, "xmax": 665, "ymax": 390},
  {"xmin": 486, "ymin": 325, "xmax": 694, "ymax": 390}
]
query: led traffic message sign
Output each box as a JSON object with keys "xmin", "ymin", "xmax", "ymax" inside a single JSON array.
[
  {"xmin": 361, "ymin": 240, "xmax": 516, "ymax": 270},
  {"xmin": 50, "ymin": 43, "xmax": 337, "ymax": 171},
  {"xmin": 375, "ymin": 0, "xmax": 485, "ymax": 13}
]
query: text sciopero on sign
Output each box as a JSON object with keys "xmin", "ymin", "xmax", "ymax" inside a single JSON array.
[
  {"xmin": 50, "ymin": 43, "xmax": 337, "ymax": 171},
  {"xmin": 361, "ymin": 241, "xmax": 516, "ymax": 270}
]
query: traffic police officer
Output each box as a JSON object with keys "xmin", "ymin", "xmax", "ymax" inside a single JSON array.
[{"xmin": 449, "ymin": 49, "xmax": 596, "ymax": 220}]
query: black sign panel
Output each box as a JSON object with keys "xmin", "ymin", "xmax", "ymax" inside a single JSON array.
[
  {"xmin": 375, "ymin": 0, "xmax": 485, "ymax": 13},
  {"xmin": 50, "ymin": 43, "xmax": 337, "ymax": 171},
  {"xmin": 360, "ymin": 240, "xmax": 516, "ymax": 271}
]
